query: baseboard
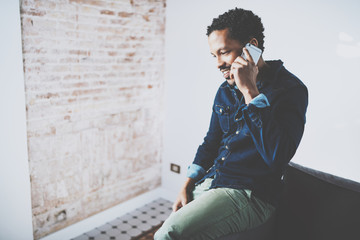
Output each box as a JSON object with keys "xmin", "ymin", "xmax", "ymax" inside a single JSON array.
[{"xmin": 40, "ymin": 187, "xmax": 168, "ymax": 240}]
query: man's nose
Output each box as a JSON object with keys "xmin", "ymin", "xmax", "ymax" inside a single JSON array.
[{"xmin": 217, "ymin": 57, "xmax": 226, "ymax": 69}]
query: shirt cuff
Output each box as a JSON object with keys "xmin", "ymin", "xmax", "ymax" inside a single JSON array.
[
  {"xmin": 249, "ymin": 93, "xmax": 270, "ymax": 108},
  {"xmin": 186, "ymin": 163, "xmax": 206, "ymax": 181}
]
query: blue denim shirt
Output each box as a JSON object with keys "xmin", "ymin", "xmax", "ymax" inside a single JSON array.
[{"xmin": 187, "ymin": 60, "xmax": 308, "ymax": 204}]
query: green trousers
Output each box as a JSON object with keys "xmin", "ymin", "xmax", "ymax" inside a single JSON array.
[{"xmin": 154, "ymin": 178, "xmax": 275, "ymax": 240}]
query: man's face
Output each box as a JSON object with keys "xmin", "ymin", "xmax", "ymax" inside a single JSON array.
[{"xmin": 208, "ymin": 28, "xmax": 244, "ymax": 86}]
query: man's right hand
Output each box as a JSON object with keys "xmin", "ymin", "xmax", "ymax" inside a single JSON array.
[{"xmin": 172, "ymin": 178, "xmax": 196, "ymax": 212}]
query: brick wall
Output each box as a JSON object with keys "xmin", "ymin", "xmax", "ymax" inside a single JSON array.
[{"xmin": 20, "ymin": 0, "xmax": 166, "ymax": 238}]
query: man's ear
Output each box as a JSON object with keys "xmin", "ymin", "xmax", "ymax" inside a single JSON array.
[{"xmin": 249, "ymin": 38, "xmax": 259, "ymax": 47}]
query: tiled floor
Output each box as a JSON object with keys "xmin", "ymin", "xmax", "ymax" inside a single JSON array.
[{"xmin": 72, "ymin": 198, "xmax": 173, "ymax": 240}]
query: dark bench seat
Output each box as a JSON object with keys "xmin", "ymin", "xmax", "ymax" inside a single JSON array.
[{"xmin": 218, "ymin": 162, "xmax": 360, "ymax": 240}]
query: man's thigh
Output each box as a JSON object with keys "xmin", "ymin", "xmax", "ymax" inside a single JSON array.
[
  {"xmin": 191, "ymin": 178, "xmax": 213, "ymax": 200},
  {"xmin": 155, "ymin": 187, "xmax": 274, "ymax": 240}
]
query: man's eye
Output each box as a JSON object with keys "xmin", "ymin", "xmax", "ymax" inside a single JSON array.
[{"xmin": 220, "ymin": 51, "xmax": 230, "ymax": 55}]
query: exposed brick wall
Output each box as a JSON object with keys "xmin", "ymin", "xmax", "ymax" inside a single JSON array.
[{"xmin": 20, "ymin": 0, "xmax": 166, "ymax": 238}]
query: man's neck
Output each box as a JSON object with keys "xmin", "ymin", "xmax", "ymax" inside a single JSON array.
[
  {"xmin": 256, "ymin": 57, "xmax": 270, "ymax": 82},
  {"xmin": 257, "ymin": 57, "xmax": 267, "ymax": 70}
]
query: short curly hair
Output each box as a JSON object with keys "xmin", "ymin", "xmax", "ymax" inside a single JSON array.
[{"xmin": 207, "ymin": 8, "xmax": 265, "ymax": 51}]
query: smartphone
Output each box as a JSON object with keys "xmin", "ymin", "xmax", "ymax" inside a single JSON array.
[{"xmin": 241, "ymin": 43, "xmax": 262, "ymax": 65}]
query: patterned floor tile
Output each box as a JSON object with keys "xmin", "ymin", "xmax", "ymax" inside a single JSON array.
[
  {"xmin": 126, "ymin": 227, "xmax": 142, "ymax": 237},
  {"xmin": 115, "ymin": 223, "xmax": 132, "ymax": 232},
  {"xmin": 108, "ymin": 218, "xmax": 123, "ymax": 226},
  {"xmin": 72, "ymin": 234, "xmax": 89, "ymax": 240},
  {"xmin": 107, "ymin": 228, "xmax": 121, "ymax": 236},
  {"xmin": 85, "ymin": 228, "xmax": 101, "ymax": 237},
  {"xmin": 112, "ymin": 233, "xmax": 132, "ymax": 240},
  {"xmin": 92, "ymin": 234, "xmax": 110, "ymax": 240},
  {"xmin": 77, "ymin": 198, "xmax": 172, "ymax": 240},
  {"xmin": 136, "ymin": 223, "xmax": 153, "ymax": 232}
]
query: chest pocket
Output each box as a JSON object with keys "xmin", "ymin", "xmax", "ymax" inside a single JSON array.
[
  {"xmin": 215, "ymin": 105, "xmax": 230, "ymax": 133},
  {"xmin": 241, "ymin": 122, "xmax": 251, "ymax": 137}
]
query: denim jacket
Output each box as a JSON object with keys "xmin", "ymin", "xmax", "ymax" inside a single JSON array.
[{"xmin": 187, "ymin": 60, "xmax": 308, "ymax": 204}]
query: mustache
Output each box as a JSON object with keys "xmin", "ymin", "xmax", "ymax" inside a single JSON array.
[{"xmin": 219, "ymin": 65, "xmax": 231, "ymax": 71}]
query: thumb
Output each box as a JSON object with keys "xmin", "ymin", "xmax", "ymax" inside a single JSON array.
[{"xmin": 181, "ymin": 196, "xmax": 188, "ymax": 207}]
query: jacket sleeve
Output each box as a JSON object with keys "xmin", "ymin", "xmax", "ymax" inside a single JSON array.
[
  {"xmin": 187, "ymin": 106, "xmax": 223, "ymax": 180},
  {"xmin": 242, "ymin": 85, "xmax": 308, "ymax": 169}
]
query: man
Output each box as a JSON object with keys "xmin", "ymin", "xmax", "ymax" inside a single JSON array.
[{"xmin": 155, "ymin": 8, "xmax": 308, "ymax": 240}]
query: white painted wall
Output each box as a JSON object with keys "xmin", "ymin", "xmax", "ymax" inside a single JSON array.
[
  {"xmin": 163, "ymin": 0, "xmax": 360, "ymax": 197},
  {"xmin": 0, "ymin": 1, "xmax": 34, "ymax": 239}
]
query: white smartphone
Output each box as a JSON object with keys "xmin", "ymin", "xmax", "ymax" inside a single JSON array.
[{"xmin": 241, "ymin": 43, "xmax": 262, "ymax": 65}]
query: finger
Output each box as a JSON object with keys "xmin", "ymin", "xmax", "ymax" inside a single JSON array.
[
  {"xmin": 231, "ymin": 62, "xmax": 245, "ymax": 73},
  {"xmin": 229, "ymin": 69, "xmax": 234, "ymax": 79},
  {"xmin": 231, "ymin": 61, "xmax": 244, "ymax": 69},
  {"xmin": 242, "ymin": 47, "xmax": 255, "ymax": 64},
  {"xmin": 173, "ymin": 204, "xmax": 180, "ymax": 212},
  {"xmin": 181, "ymin": 198, "xmax": 188, "ymax": 207},
  {"xmin": 172, "ymin": 202, "xmax": 181, "ymax": 212},
  {"xmin": 234, "ymin": 56, "xmax": 247, "ymax": 65},
  {"xmin": 230, "ymin": 62, "xmax": 242, "ymax": 79},
  {"xmin": 230, "ymin": 66, "xmax": 241, "ymax": 80}
]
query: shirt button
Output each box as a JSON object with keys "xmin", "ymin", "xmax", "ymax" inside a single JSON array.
[
  {"xmin": 236, "ymin": 131, "xmax": 240, "ymax": 134},
  {"xmin": 225, "ymin": 145, "xmax": 229, "ymax": 149},
  {"xmin": 235, "ymin": 118, "xmax": 239, "ymax": 121},
  {"xmin": 221, "ymin": 157, "xmax": 225, "ymax": 161},
  {"xmin": 219, "ymin": 109, "xmax": 223, "ymax": 113}
]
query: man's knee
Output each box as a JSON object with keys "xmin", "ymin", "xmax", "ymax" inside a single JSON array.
[{"xmin": 154, "ymin": 222, "xmax": 183, "ymax": 240}]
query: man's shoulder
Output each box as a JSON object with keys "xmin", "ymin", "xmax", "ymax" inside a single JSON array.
[
  {"xmin": 215, "ymin": 81, "xmax": 230, "ymax": 95},
  {"xmin": 219, "ymin": 81, "xmax": 229, "ymax": 88},
  {"xmin": 267, "ymin": 60, "xmax": 306, "ymax": 90},
  {"xmin": 212, "ymin": 81, "xmax": 234, "ymax": 106},
  {"xmin": 263, "ymin": 60, "xmax": 308, "ymax": 103},
  {"xmin": 278, "ymin": 66, "xmax": 306, "ymax": 90}
]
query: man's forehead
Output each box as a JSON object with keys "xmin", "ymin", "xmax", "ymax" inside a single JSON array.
[
  {"xmin": 208, "ymin": 29, "xmax": 242, "ymax": 51},
  {"xmin": 208, "ymin": 29, "xmax": 229, "ymax": 41}
]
